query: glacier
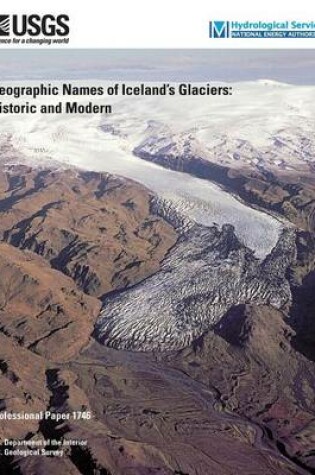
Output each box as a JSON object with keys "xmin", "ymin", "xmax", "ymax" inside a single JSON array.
[
  {"xmin": 0, "ymin": 79, "xmax": 305, "ymax": 351},
  {"xmin": 0, "ymin": 79, "xmax": 301, "ymax": 258}
]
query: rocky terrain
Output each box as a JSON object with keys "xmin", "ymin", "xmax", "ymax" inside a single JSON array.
[
  {"xmin": 0, "ymin": 158, "xmax": 314, "ymax": 475},
  {"xmin": 0, "ymin": 166, "xmax": 176, "ymax": 298},
  {"xmin": 0, "ymin": 242, "xmax": 100, "ymax": 362}
]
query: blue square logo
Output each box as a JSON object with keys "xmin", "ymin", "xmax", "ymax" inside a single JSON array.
[{"xmin": 209, "ymin": 21, "xmax": 229, "ymax": 38}]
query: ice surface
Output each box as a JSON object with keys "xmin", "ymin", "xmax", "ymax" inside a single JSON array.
[{"xmin": 0, "ymin": 80, "xmax": 305, "ymax": 257}]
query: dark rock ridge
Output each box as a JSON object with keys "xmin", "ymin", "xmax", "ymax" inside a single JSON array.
[{"xmin": 134, "ymin": 139, "xmax": 315, "ymax": 233}]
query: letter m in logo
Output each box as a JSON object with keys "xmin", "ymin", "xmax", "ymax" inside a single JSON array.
[{"xmin": 209, "ymin": 21, "xmax": 229, "ymax": 38}]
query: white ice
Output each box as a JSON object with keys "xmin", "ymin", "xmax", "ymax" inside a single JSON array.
[{"xmin": 0, "ymin": 80, "xmax": 306, "ymax": 257}]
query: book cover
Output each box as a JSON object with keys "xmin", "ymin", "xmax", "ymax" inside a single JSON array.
[{"xmin": 0, "ymin": 2, "xmax": 314, "ymax": 474}]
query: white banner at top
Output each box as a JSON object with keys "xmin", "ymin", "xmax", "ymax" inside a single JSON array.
[{"xmin": 1, "ymin": 0, "xmax": 315, "ymax": 48}]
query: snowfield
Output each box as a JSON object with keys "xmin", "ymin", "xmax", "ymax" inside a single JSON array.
[{"xmin": 0, "ymin": 79, "xmax": 307, "ymax": 257}]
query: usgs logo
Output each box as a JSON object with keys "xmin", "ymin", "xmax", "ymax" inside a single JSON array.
[{"xmin": 0, "ymin": 14, "xmax": 69, "ymax": 37}]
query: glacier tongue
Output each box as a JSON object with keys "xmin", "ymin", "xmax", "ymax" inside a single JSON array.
[
  {"xmin": 0, "ymin": 80, "xmax": 302, "ymax": 352},
  {"xmin": 95, "ymin": 206, "xmax": 295, "ymax": 352}
]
